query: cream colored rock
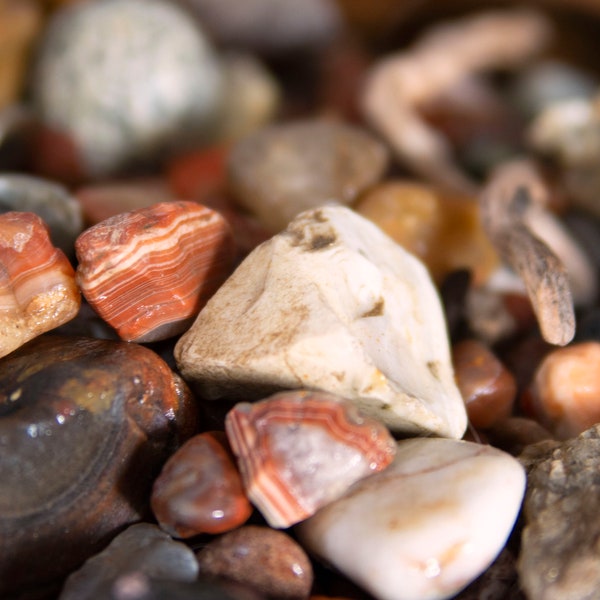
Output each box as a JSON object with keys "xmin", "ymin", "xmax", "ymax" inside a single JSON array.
[
  {"xmin": 296, "ymin": 438, "xmax": 526, "ymax": 600},
  {"xmin": 175, "ymin": 205, "xmax": 467, "ymax": 438}
]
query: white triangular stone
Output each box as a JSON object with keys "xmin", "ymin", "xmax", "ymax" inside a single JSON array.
[
  {"xmin": 175, "ymin": 205, "xmax": 467, "ymax": 438},
  {"xmin": 296, "ymin": 438, "xmax": 526, "ymax": 600}
]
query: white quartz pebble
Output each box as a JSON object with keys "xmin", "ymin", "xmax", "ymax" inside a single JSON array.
[
  {"xmin": 296, "ymin": 438, "xmax": 526, "ymax": 600},
  {"xmin": 175, "ymin": 205, "xmax": 467, "ymax": 438}
]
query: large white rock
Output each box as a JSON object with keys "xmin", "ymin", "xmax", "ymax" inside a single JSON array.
[
  {"xmin": 175, "ymin": 205, "xmax": 467, "ymax": 438},
  {"xmin": 296, "ymin": 438, "xmax": 526, "ymax": 600}
]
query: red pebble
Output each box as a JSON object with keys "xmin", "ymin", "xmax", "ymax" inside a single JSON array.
[{"xmin": 151, "ymin": 431, "xmax": 252, "ymax": 538}]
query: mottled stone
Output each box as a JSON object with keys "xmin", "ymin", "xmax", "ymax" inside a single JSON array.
[
  {"xmin": 526, "ymin": 342, "xmax": 600, "ymax": 439},
  {"xmin": 225, "ymin": 390, "xmax": 396, "ymax": 528},
  {"xmin": 297, "ymin": 438, "xmax": 526, "ymax": 600},
  {"xmin": 196, "ymin": 525, "xmax": 313, "ymax": 600},
  {"xmin": 151, "ymin": 431, "xmax": 252, "ymax": 538},
  {"xmin": 452, "ymin": 338, "xmax": 516, "ymax": 429},
  {"xmin": 76, "ymin": 201, "xmax": 235, "ymax": 342},
  {"xmin": 228, "ymin": 120, "xmax": 389, "ymax": 232},
  {"xmin": 0, "ymin": 173, "xmax": 83, "ymax": 255},
  {"xmin": 518, "ymin": 424, "xmax": 600, "ymax": 599},
  {"xmin": 0, "ymin": 211, "xmax": 81, "ymax": 358},
  {"xmin": 59, "ymin": 523, "xmax": 199, "ymax": 600},
  {"xmin": 354, "ymin": 180, "xmax": 499, "ymax": 285},
  {"xmin": 31, "ymin": 0, "xmax": 223, "ymax": 179},
  {"xmin": 0, "ymin": 335, "xmax": 197, "ymax": 596},
  {"xmin": 176, "ymin": 205, "xmax": 467, "ymax": 438}
]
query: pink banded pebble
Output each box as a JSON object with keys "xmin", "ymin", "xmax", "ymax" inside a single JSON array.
[
  {"xmin": 225, "ymin": 390, "xmax": 397, "ymax": 528},
  {"xmin": 75, "ymin": 201, "xmax": 235, "ymax": 342},
  {"xmin": 151, "ymin": 431, "xmax": 252, "ymax": 538},
  {"xmin": 0, "ymin": 211, "xmax": 80, "ymax": 358}
]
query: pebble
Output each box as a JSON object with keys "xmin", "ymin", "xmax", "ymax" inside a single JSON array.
[
  {"xmin": 525, "ymin": 341, "xmax": 600, "ymax": 439},
  {"xmin": 0, "ymin": 173, "xmax": 83, "ymax": 256},
  {"xmin": 59, "ymin": 523, "xmax": 199, "ymax": 600},
  {"xmin": 175, "ymin": 205, "xmax": 467, "ymax": 439},
  {"xmin": 296, "ymin": 438, "xmax": 526, "ymax": 600},
  {"xmin": 30, "ymin": 0, "xmax": 224, "ymax": 179},
  {"xmin": 0, "ymin": 335, "xmax": 198, "ymax": 596},
  {"xmin": 228, "ymin": 120, "xmax": 389, "ymax": 232},
  {"xmin": 452, "ymin": 338, "xmax": 516, "ymax": 429},
  {"xmin": 225, "ymin": 390, "xmax": 396, "ymax": 528},
  {"xmin": 151, "ymin": 431, "xmax": 252, "ymax": 538},
  {"xmin": 354, "ymin": 180, "xmax": 499, "ymax": 285},
  {"xmin": 75, "ymin": 201, "xmax": 236, "ymax": 342},
  {"xmin": 0, "ymin": 211, "xmax": 80, "ymax": 358},
  {"xmin": 172, "ymin": 0, "xmax": 341, "ymax": 54},
  {"xmin": 518, "ymin": 424, "xmax": 600, "ymax": 599},
  {"xmin": 196, "ymin": 525, "xmax": 313, "ymax": 600},
  {"xmin": 485, "ymin": 416, "xmax": 555, "ymax": 457}
]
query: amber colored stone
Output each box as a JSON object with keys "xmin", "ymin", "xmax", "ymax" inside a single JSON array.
[
  {"xmin": 354, "ymin": 180, "xmax": 499, "ymax": 285},
  {"xmin": 0, "ymin": 211, "xmax": 81, "ymax": 358},
  {"xmin": 196, "ymin": 525, "xmax": 313, "ymax": 600},
  {"xmin": 452, "ymin": 338, "xmax": 516, "ymax": 429},
  {"xmin": 151, "ymin": 431, "xmax": 252, "ymax": 538},
  {"xmin": 0, "ymin": 335, "xmax": 198, "ymax": 597},
  {"xmin": 225, "ymin": 390, "xmax": 396, "ymax": 528},
  {"xmin": 75, "ymin": 201, "xmax": 236, "ymax": 342},
  {"xmin": 485, "ymin": 417, "xmax": 555, "ymax": 457},
  {"xmin": 526, "ymin": 341, "xmax": 600, "ymax": 439}
]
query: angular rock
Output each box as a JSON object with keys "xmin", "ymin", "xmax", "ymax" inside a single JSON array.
[
  {"xmin": 297, "ymin": 438, "xmax": 526, "ymax": 600},
  {"xmin": 176, "ymin": 205, "xmax": 467, "ymax": 438},
  {"xmin": 59, "ymin": 523, "xmax": 198, "ymax": 600},
  {"xmin": 518, "ymin": 424, "xmax": 600, "ymax": 599}
]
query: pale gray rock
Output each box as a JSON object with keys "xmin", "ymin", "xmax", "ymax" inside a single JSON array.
[
  {"xmin": 176, "ymin": 205, "xmax": 467, "ymax": 438},
  {"xmin": 228, "ymin": 119, "xmax": 389, "ymax": 232},
  {"xmin": 518, "ymin": 425, "xmax": 600, "ymax": 600},
  {"xmin": 59, "ymin": 523, "xmax": 198, "ymax": 600}
]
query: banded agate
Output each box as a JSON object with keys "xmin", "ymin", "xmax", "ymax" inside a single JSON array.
[
  {"xmin": 75, "ymin": 201, "xmax": 235, "ymax": 342},
  {"xmin": 0, "ymin": 211, "xmax": 80, "ymax": 358},
  {"xmin": 225, "ymin": 390, "xmax": 396, "ymax": 528}
]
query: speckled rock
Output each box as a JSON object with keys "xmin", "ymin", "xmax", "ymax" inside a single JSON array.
[
  {"xmin": 59, "ymin": 523, "xmax": 198, "ymax": 600},
  {"xmin": 518, "ymin": 424, "xmax": 600, "ymax": 600},
  {"xmin": 228, "ymin": 120, "xmax": 389, "ymax": 232},
  {"xmin": 196, "ymin": 525, "xmax": 313, "ymax": 600},
  {"xmin": 176, "ymin": 205, "xmax": 467, "ymax": 438}
]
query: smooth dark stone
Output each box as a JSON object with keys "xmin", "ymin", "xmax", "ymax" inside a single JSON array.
[{"xmin": 0, "ymin": 335, "xmax": 198, "ymax": 597}]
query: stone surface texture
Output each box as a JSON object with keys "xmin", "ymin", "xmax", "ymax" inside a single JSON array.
[
  {"xmin": 518, "ymin": 424, "xmax": 600, "ymax": 600},
  {"xmin": 176, "ymin": 205, "xmax": 467, "ymax": 438},
  {"xmin": 297, "ymin": 438, "xmax": 526, "ymax": 600}
]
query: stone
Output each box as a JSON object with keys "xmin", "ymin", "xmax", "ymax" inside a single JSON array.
[
  {"xmin": 0, "ymin": 173, "xmax": 83, "ymax": 256},
  {"xmin": 225, "ymin": 390, "xmax": 396, "ymax": 528},
  {"xmin": 354, "ymin": 180, "xmax": 499, "ymax": 285},
  {"xmin": 518, "ymin": 424, "xmax": 600, "ymax": 599},
  {"xmin": 485, "ymin": 417, "xmax": 555, "ymax": 457},
  {"xmin": 228, "ymin": 120, "xmax": 389, "ymax": 232},
  {"xmin": 196, "ymin": 525, "xmax": 313, "ymax": 600},
  {"xmin": 59, "ymin": 523, "xmax": 199, "ymax": 600},
  {"xmin": 525, "ymin": 341, "xmax": 600, "ymax": 439},
  {"xmin": 452, "ymin": 338, "xmax": 516, "ymax": 429},
  {"xmin": 297, "ymin": 438, "xmax": 526, "ymax": 600},
  {"xmin": 175, "ymin": 205, "xmax": 467, "ymax": 438},
  {"xmin": 0, "ymin": 211, "xmax": 81, "ymax": 358},
  {"xmin": 151, "ymin": 431, "xmax": 252, "ymax": 538},
  {"xmin": 0, "ymin": 335, "xmax": 198, "ymax": 597},
  {"xmin": 31, "ymin": 0, "xmax": 223, "ymax": 179},
  {"xmin": 76, "ymin": 201, "xmax": 236, "ymax": 342}
]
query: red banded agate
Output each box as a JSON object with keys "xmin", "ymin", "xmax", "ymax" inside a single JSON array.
[
  {"xmin": 0, "ymin": 211, "xmax": 80, "ymax": 358},
  {"xmin": 75, "ymin": 201, "xmax": 235, "ymax": 343},
  {"xmin": 225, "ymin": 390, "xmax": 396, "ymax": 528}
]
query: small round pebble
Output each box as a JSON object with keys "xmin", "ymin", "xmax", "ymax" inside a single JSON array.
[{"xmin": 196, "ymin": 525, "xmax": 314, "ymax": 600}]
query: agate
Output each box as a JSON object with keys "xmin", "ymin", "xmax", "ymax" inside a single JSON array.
[{"xmin": 76, "ymin": 201, "xmax": 235, "ymax": 342}]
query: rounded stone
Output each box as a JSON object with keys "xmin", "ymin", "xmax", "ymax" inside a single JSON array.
[
  {"xmin": 31, "ymin": 0, "xmax": 223, "ymax": 179},
  {"xmin": 196, "ymin": 525, "xmax": 313, "ymax": 600},
  {"xmin": 0, "ymin": 335, "xmax": 198, "ymax": 596},
  {"xmin": 151, "ymin": 431, "xmax": 252, "ymax": 538}
]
